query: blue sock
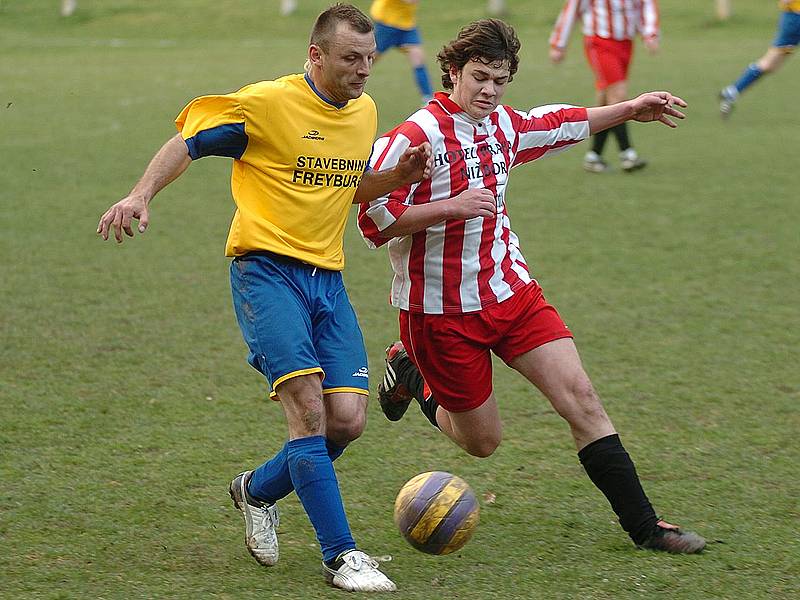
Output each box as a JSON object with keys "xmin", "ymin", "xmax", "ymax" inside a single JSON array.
[
  {"xmin": 734, "ymin": 63, "xmax": 763, "ymax": 94},
  {"xmin": 414, "ymin": 65, "xmax": 433, "ymax": 99},
  {"xmin": 248, "ymin": 438, "xmax": 346, "ymax": 505},
  {"xmin": 287, "ymin": 435, "xmax": 355, "ymax": 562}
]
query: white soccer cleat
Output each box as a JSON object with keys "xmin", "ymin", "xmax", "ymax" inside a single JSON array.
[
  {"xmin": 229, "ymin": 471, "xmax": 280, "ymax": 567},
  {"xmin": 583, "ymin": 150, "xmax": 610, "ymax": 173},
  {"xmin": 719, "ymin": 86, "xmax": 738, "ymax": 119},
  {"xmin": 323, "ymin": 550, "xmax": 397, "ymax": 592},
  {"xmin": 619, "ymin": 148, "xmax": 648, "ymax": 172}
]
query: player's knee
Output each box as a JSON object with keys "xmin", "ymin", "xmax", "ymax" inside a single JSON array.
[
  {"xmin": 328, "ymin": 415, "xmax": 365, "ymax": 444},
  {"xmin": 326, "ymin": 402, "xmax": 367, "ymax": 444},
  {"xmin": 464, "ymin": 433, "xmax": 502, "ymax": 458},
  {"xmin": 558, "ymin": 379, "xmax": 606, "ymax": 425}
]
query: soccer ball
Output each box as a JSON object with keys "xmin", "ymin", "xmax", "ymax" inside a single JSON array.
[{"xmin": 393, "ymin": 471, "xmax": 480, "ymax": 555}]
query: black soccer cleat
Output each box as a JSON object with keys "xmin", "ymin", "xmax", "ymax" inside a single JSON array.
[
  {"xmin": 637, "ymin": 519, "xmax": 706, "ymax": 554},
  {"xmin": 377, "ymin": 342, "xmax": 414, "ymax": 422}
]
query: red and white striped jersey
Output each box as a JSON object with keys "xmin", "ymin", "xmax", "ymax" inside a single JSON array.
[
  {"xmin": 357, "ymin": 92, "xmax": 589, "ymax": 315},
  {"xmin": 549, "ymin": 0, "xmax": 660, "ymax": 48}
]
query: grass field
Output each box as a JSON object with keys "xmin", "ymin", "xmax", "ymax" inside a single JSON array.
[{"xmin": 1, "ymin": 0, "xmax": 798, "ymax": 598}]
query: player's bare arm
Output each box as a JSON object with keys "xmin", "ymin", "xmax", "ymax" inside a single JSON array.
[
  {"xmin": 353, "ymin": 142, "xmax": 433, "ymax": 204},
  {"xmin": 586, "ymin": 92, "xmax": 687, "ymax": 134},
  {"xmin": 379, "ymin": 188, "xmax": 497, "ymax": 239},
  {"xmin": 97, "ymin": 134, "xmax": 191, "ymax": 243}
]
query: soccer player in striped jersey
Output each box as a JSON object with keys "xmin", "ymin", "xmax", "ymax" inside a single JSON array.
[
  {"xmin": 549, "ymin": 0, "xmax": 660, "ymax": 173},
  {"xmin": 719, "ymin": 1, "xmax": 800, "ymax": 118},
  {"xmin": 370, "ymin": 0, "xmax": 435, "ymax": 105},
  {"xmin": 359, "ymin": 19, "xmax": 706, "ymax": 555},
  {"xmin": 97, "ymin": 4, "xmax": 432, "ymax": 592}
]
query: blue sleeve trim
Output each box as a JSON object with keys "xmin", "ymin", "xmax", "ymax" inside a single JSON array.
[
  {"xmin": 185, "ymin": 122, "xmax": 248, "ymax": 160},
  {"xmin": 364, "ymin": 147, "xmax": 374, "ymax": 172}
]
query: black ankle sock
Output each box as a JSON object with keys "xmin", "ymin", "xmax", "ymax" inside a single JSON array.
[
  {"xmin": 592, "ymin": 129, "xmax": 609, "ymax": 154},
  {"xmin": 612, "ymin": 123, "xmax": 631, "ymax": 151},
  {"xmin": 578, "ymin": 434, "xmax": 658, "ymax": 544}
]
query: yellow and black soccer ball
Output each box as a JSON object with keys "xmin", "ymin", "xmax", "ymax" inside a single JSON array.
[{"xmin": 393, "ymin": 471, "xmax": 480, "ymax": 555}]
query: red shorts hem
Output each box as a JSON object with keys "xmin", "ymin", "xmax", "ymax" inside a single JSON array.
[{"xmin": 583, "ymin": 36, "xmax": 633, "ymax": 90}]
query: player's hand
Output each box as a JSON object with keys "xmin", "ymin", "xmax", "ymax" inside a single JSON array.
[
  {"xmin": 448, "ymin": 188, "xmax": 498, "ymax": 220},
  {"xmin": 97, "ymin": 194, "xmax": 150, "ymax": 243},
  {"xmin": 629, "ymin": 92, "xmax": 687, "ymax": 128},
  {"xmin": 395, "ymin": 142, "xmax": 433, "ymax": 184},
  {"xmin": 643, "ymin": 36, "xmax": 659, "ymax": 54},
  {"xmin": 549, "ymin": 47, "xmax": 565, "ymax": 64}
]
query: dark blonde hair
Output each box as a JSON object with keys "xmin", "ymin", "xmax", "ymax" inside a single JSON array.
[
  {"xmin": 310, "ymin": 3, "xmax": 374, "ymax": 51},
  {"xmin": 437, "ymin": 19, "xmax": 521, "ymax": 90}
]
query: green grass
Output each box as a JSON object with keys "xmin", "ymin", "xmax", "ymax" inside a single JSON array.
[{"xmin": 1, "ymin": 0, "xmax": 798, "ymax": 598}]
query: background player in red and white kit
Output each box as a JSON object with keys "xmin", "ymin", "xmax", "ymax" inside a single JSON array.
[
  {"xmin": 358, "ymin": 18, "xmax": 706, "ymax": 554},
  {"xmin": 549, "ymin": 0, "xmax": 660, "ymax": 173}
]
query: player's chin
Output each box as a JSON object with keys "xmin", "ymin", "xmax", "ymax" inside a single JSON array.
[{"xmin": 347, "ymin": 82, "xmax": 367, "ymax": 98}]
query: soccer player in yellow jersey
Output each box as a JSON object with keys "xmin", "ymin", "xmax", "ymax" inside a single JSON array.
[
  {"xmin": 719, "ymin": 1, "xmax": 800, "ymax": 117},
  {"xmin": 370, "ymin": 0, "xmax": 434, "ymax": 104},
  {"xmin": 97, "ymin": 4, "xmax": 431, "ymax": 593}
]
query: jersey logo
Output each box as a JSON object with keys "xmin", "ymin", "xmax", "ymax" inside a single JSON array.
[
  {"xmin": 302, "ymin": 129, "xmax": 326, "ymax": 141},
  {"xmin": 351, "ymin": 366, "xmax": 369, "ymax": 378}
]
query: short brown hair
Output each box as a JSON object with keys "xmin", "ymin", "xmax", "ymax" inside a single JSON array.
[
  {"xmin": 437, "ymin": 19, "xmax": 521, "ymax": 90},
  {"xmin": 310, "ymin": 3, "xmax": 374, "ymax": 51}
]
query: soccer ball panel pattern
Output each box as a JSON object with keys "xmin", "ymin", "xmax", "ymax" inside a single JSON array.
[{"xmin": 393, "ymin": 471, "xmax": 480, "ymax": 555}]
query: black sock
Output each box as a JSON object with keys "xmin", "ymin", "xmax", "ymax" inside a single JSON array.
[
  {"xmin": 612, "ymin": 123, "xmax": 631, "ymax": 152},
  {"xmin": 592, "ymin": 129, "xmax": 609, "ymax": 154},
  {"xmin": 578, "ymin": 434, "xmax": 658, "ymax": 544},
  {"xmin": 395, "ymin": 353, "xmax": 440, "ymax": 429}
]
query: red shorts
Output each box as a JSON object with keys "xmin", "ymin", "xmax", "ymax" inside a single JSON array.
[
  {"xmin": 583, "ymin": 36, "xmax": 633, "ymax": 90},
  {"xmin": 398, "ymin": 283, "xmax": 573, "ymax": 413}
]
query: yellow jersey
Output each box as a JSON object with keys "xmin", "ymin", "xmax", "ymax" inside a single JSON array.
[
  {"xmin": 175, "ymin": 73, "xmax": 377, "ymax": 270},
  {"xmin": 783, "ymin": 0, "xmax": 800, "ymax": 12},
  {"xmin": 370, "ymin": 0, "xmax": 418, "ymax": 30}
]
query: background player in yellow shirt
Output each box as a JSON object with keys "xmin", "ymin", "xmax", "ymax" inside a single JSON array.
[
  {"xmin": 719, "ymin": 1, "xmax": 800, "ymax": 117},
  {"xmin": 97, "ymin": 3, "xmax": 431, "ymax": 593},
  {"xmin": 370, "ymin": 0, "xmax": 434, "ymax": 104}
]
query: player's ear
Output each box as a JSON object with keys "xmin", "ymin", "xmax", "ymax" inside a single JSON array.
[
  {"xmin": 449, "ymin": 65, "xmax": 459, "ymax": 85},
  {"xmin": 308, "ymin": 44, "xmax": 323, "ymax": 68}
]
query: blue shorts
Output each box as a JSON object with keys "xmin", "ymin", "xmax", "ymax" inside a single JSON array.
[
  {"xmin": 374, "ymin": 21, "xmax": 422, "ymax": 53},
  {"xmin": 773, "ymin": 11, "xmax": 800, "ymax": 48},
  {"xmin": 230, "ymin": 252, "xmax": 369, "ymax": 398}
]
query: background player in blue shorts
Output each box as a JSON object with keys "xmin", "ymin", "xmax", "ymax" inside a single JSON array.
[
  {"xmin": 719, "ymin": 1, "xmax": 800, "ymax": 117},
  {"xmin": 97, "ymin": 4, "xmax": 431, "ymax": 593},
  {"xmin": 370, "ymin": 0, "xmax": 434, "ymax": 105}
]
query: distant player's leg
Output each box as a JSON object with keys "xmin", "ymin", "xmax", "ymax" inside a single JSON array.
[
  {"xmin": 582, "ymin": 37, "xmax": 612, "ymax": 173},
  {"xmin": 605, "ymin": 79, "xmax": 645, "ymax": 172},
  {"xmin": 60, "ymin": 0, "xmax": 76, "ymax": 17},
  {"xmin": 280, "ymin": 0, "xmax": 297, "ymax": 16},
  {"xmin": 402, "ymin": 42, "xmax": 434, "ymax": 104},
  {"xmin": 509, "ymin": 338, "xmax": 705, "ymax": 553},
  {"xmin": 720, "ymin": 12, "xmax": 800, "ymax": 117},
  {"xmin": 487, "ymin": 0, "xmax": 508, "ymax": 17},
  {"xmin": 595, "ymin": 41, "xmax": 646, "ymax": 172},
  {"xmin": 715, "ymin": 0, "xmax": 731, "ymax": 21}
]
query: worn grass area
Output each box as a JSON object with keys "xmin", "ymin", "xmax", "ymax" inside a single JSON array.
[{"xmin": 1, "ymin": 1, "xmax": 798, "ymax": 598}]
